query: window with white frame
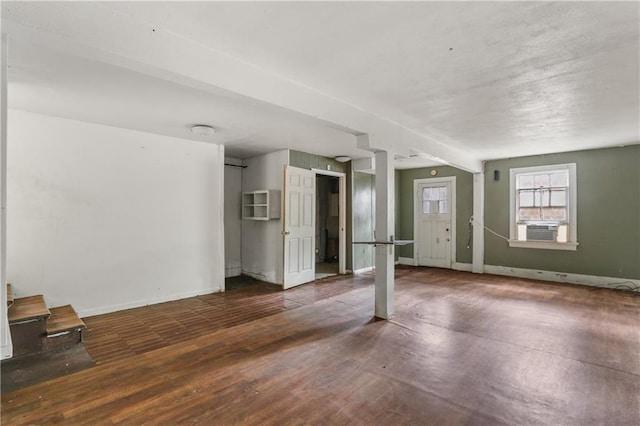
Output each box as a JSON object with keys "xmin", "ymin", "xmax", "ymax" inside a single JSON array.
[
  {"xmin": 422, "ymin": 186, "xmax": 448, "ymax": 215},
  {"xmin": 509, "ymin": 163, "xmax": 578, "ymax": 250}
]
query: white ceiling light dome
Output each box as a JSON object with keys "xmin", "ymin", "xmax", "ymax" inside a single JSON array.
[{"xmin": 190, "ymin": 124, "xmax": 216, "ymax": 136}]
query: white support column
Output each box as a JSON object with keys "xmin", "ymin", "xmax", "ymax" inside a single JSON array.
[
  {"xmin": 374, "ymin": 150, "xmax": 394, "ymax": 319},
  {"xmin": 472, "ymin": 170, "xmax": 485, "ymax": 274},
  {"xmin": 1, "ymin": 33, "xmax": 13, "ymax": 359}
]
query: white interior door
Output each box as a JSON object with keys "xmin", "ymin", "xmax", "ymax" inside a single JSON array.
[
  {"xmin": 416, "ymin": 180, "xmax": 453, "ymax": 268},
  {"xmin": 283, "ymin": 166, "xmax": 315, "ymax": 289}
]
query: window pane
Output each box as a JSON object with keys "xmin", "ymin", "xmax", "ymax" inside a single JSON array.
[
  {"xmin": 519, "ymin": 190, "xmax": 534, "ymax": 207},
  {"xmin": 518, "ymin": 175, "xmax": 534, "ymax": 189},
  {"xmin": 533, "ymin": 190, "xmax": 541, "ymax": 207},
  {"xmin": 542, "ymin": 207, "xmax": 567, "ymax": 221},
  {"xmin": 550, "ymin": 171, "xmax": 568, "ymax": 187},
  {"xmin": 422, "ymin": 188, "xmax": 431, "ymax": 201},
  {"xmin": 541, "ymin": 189, "xmax": 550, "ymax": 206},
  {"xmin": 519, "ymin": 207, "xmax": 541, "ymax": 221},
  {"xmin": 430, "ymin": 187, "xmax": 439, "ymax": 201},
  {"xmin": 550, "ymin": 189, "xmax": 566, "ymax": 206},
  {"xmin": 439, "ymin": 200, "xmax": 447, "ymax": 214},
  {"xmin": 533, "ymin": 173, "xmax": 550, "ymax": 187},
  {"xmin": 422, "ymin": 201, "xmax": 430, "ymax": 214},
  {"xmin": 438, "ymin": 186, "xmax": 447, "ymax": 201}
]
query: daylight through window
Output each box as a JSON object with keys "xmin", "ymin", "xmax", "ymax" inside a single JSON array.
[{"xmin": 509, "ymin": 163, "xmax": 577, "ymax": 250}]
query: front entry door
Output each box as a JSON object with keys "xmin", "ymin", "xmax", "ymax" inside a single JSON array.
[
  {"xmin": 283, "ymin": 166, "xmax": 315, "ymax": 289},
  {"xmin": 416, "ymin": 180, "xmax": 453, "ymax": 268}
]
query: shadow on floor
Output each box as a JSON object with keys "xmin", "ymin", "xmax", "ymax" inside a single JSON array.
[
  {"xmin": 225, "ymin": 275, "xmax": 282, "ymax": 292},
  {"xmin": 1, "ymin": 344, "xmax": 95, "ymax": 393}
]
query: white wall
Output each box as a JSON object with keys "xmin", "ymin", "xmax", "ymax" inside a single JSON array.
[
  {"xmin": 224, "ymin": 157, "xmax": 242, "ymax": 278},
  {"xmin": 241, "ymin": 150, "xmax": 288, "ymax": 284},
  {"xmin": 7, "ymin": 110, "xmax": 225, "ymax": 317}
]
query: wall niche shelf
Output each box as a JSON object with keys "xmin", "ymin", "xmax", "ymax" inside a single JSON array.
[{"xmin": 242, "ymin": 190, "xmax": 281, "ymax": 220}]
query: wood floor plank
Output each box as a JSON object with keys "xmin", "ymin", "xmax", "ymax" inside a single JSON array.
[{"xmin": 2, "ymin": 268, "xmax": 639, "ymax": 425}]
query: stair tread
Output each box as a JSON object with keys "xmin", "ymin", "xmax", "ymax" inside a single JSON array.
[
  {"xmin": 8, "ymin": 295, "xmax": 50, "ymax": 324},
  {"xmin": 47, "ymin": 305, "xmax": 86, "ymax": 335},
  {"xmin": 7, "ymin": 283, "xmax": 14, "ymax": 308}
]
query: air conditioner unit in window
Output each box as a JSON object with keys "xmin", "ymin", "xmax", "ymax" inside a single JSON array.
[{"xmin": 526, "ymin": 224, "xmax": 558, "ymax": 242}]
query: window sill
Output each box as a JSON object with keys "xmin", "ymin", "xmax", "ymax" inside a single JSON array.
[{"xmin": 508, "ymin": 240, "xmax": 578, "ymax": 251}]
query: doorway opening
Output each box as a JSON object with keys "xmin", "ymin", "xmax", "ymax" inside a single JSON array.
[{"xmin": 315, "ymin": 174, "xmax": 340, "ymax": 279}]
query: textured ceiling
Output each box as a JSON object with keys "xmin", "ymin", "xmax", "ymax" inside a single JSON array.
[{"xmin": 2, "ymin": 1, "xmax": 638, "ymax": 167}]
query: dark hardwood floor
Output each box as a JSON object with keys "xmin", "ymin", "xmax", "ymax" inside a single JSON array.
[
  {"xmin": 2, "ymin": 267, "xmax": 639, "ymax": 425},
  {"xmin": 81, "ymin": 273, "xmax": 372, "ymax": 365}
]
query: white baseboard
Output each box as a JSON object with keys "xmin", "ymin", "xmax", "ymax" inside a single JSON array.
[
  {"xmin": 1, "ymin": 310, "xmax": 12, "ymax": 359},
  {"xmin": 398, "ymin": 258, "xmax": 471, "ymax": 272},
  {"xmin": 484, "ymin": 265, "xmax": 639, "ymax": 290},
  {"xmin": 78, "ymin": 287, "xmax": 222, "ymax": 318},
  {"xmin": 353, "ymin": 266, "xmax": 374, "ymax": 274},
  {"xmin": 1, "ymin": 342, "xmax": 13, "ymax": 360},
  {"xmin": 453, "ymin": 262, "xmax": 473, "ymax": 272}
]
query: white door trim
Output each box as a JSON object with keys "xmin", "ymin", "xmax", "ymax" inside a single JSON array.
[
  {"xmin": 472, "ymin": 172, "xmax": 485, "ymax": 273},
  {"xmin": 413, "ymin": 176, "xmax": 457, "ymax": 268},
  {"xmin": 312, "ymin": 168, "xmax": 346, "ymax": 275}
]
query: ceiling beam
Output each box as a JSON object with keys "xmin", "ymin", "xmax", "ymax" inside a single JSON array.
[{"xmin": 1, "ymin": 4, "xmax": 482, "ymax": 172}]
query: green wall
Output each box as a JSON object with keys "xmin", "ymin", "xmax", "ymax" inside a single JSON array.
[
  {"xmin": 346, "ymin": 166, "xmax": 353, "ymax": 271},
  {"xmin": 485, "ymin": 145, "xmax": 640, "ymax": 279},
  {"xmin": 292, "ymin": 145, "xmax": 639, "ymax": 279},
  {"xmin": 396, "ymin": 166, "xmax": 474, "ymax": 263},
  {"xmin": 352, "ymin": 171, "xmax": 375, "ymax": 271},
  {"xmin": 395, "ymin": 170, "xmax": 401, "ymax": 261},
  {"xmin": 289, "ymin": 150, "xmax": 347, "ymax": 173}
]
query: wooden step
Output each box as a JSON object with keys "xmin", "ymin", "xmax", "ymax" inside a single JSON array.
[
  {"xmin": 8, "ymin": 295, "xmax": 50, "ymax": 324},
  {"xmin": 8, "ymin": 295, "xmax": 50, "ymax": 357},
  {"xmin": 43, "ymin": 305, "xmax": 86, "ymax": 352},
  {"xmin": 7, "ymin": 283, "xmax": 14, "ymax": 308},
  {"xmin": 47, "ymin": 305, "xmax": 86, "ymax": 336}
]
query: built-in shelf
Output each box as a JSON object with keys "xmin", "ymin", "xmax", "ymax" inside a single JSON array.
[{"xmin": 242, "ymin": 190, "xmax": 281, "ymax": 220}]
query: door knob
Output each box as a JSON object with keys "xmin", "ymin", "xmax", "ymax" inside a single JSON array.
[{"xmin": 282, "ymin": 230, "xmax": 290, "ymax": 236}]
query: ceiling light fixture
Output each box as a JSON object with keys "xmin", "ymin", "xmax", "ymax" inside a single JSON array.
[
  {"xmin": 334, "ymin": 156, "xmax": 351, "ymax": 163},
  {"xmin": 190, "ymin": 124, "xmax": 216, "ymax": 136}
]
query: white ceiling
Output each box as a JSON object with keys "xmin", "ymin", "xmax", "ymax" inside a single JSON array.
[
  {"xmin": 6, "ymin": 39, "xmax": 359, "ymax": 160},
  {"xmin": 2, "ymin": 2, "xmax": 638, "ymax": 169}
]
